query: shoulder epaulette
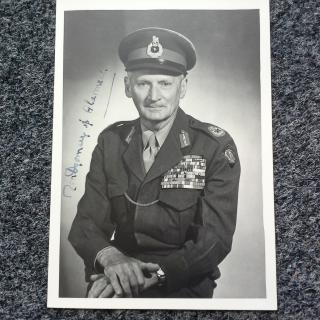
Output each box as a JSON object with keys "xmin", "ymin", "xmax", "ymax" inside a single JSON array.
[
  {"xmin": 189, "ymin": 116, "xmax": 231, "ymax": 144},
  {"xmin": 101, "ymin": 120, "xmax": 132, "ymax": 133},
  {"xmin": 100, "ymin": 119, "xmax": 138, "ymax": 144},
  {"xmin": 188, "ymin": 115, "xmax": 239, "ymax": 167}
]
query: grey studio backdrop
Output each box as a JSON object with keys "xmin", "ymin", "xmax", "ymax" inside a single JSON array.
[{"xmin": 59, "ymin": 10, "xmax": 265, "ymax": 298}]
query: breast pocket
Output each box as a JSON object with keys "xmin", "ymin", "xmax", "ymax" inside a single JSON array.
[
  {"xmin": 158, "ymin": 189, "xmax": 201, "ymax": 244},
  {"xmin": 159, "ymin": 189, "xmax": 200, "ymax": 211}
]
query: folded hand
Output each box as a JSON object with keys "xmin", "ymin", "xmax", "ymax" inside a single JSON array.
[{"xmin": 97, "ymin": 246, "xmax": 160, "ymax": 297}]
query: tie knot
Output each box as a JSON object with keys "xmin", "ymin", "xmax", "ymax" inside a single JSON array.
[{"xmin": 146, "ymin": 133, "xmax": 158, "ymax": 149}]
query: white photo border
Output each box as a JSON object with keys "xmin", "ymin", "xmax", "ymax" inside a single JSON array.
[{"xmin": 48, "ymin": 0, "xmax": 277, "ymax": 310}]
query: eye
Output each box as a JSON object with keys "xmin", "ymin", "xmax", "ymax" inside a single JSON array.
[
  {"xmin": 137, "ymin": 81, "xmax": 148, "ymax": 87},
  {"xmin": 159, "ymin": 81, "xmax": 172, "ymax": 87}
]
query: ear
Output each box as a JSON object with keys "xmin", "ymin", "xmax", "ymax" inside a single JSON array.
[
  {"xmin": 179, "ymin": 76, "xmax": 188, "ymax": 99},
  {"xmin": 124, "ymin": 76, "xmax": 132, "ymax": 98}
]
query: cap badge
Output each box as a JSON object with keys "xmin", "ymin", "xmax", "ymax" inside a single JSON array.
[
  {"xmin": 147, "ymin": 36, "xmax": 163, "ymax": 58},
  {"xmin": 208, "ymin": 125, "xmax": 225, "ymax": 137}
]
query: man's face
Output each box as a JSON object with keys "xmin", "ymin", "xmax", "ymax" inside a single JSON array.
[{"xmin": 124, "ymin": 70, "xmax": 187, "ymax": 125}]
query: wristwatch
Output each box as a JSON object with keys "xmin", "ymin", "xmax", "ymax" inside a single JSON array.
[{"xmin": 156, "ymin": 267, "xmax": 166, "ymax": 286}]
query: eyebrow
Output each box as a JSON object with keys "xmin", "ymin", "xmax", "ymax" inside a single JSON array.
[{"xmin": 135, "ymin": 76, "xmax": 175, "ymax": 82}]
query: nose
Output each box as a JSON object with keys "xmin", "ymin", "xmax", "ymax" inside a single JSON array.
[{"xmin": 148, "ymin": 85, "xmax": 160, "ymax": 102}]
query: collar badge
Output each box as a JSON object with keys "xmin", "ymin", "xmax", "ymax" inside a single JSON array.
[
  {"xmin": 179, "ymin": 130, "xmax": 191, "ymax": 148},
  {"xmin": 125, "ymin": 126, "xmax": 135, "ymax": 144}
]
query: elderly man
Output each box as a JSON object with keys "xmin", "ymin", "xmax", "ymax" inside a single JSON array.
[{"xmin": 68, "ymin": 27, "xmax": 240, "ymax": 298}]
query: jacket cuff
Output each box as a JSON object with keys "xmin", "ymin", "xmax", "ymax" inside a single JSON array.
[
  {"xmin": 93, "ymin": 245, "xmax": 114, "ymax": 273},
  {"xmin": 81, "ymin": 238, "xmax": 110, "ymax": 271},
  {"xmin": 159, "ymin": 254, "xmax": 190, "ymax": 293}
]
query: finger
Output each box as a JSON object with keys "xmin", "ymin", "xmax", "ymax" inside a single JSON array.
[
  {"xmin": 143, "ymin": 272, "xmax": 158, "ymax": 291},
  {"xmin": 139, "ymin": 262, "xmax": 160, "ymax": 272},
  {"xmin": 88, "ymin": 279, "xmax": 103, "ymax": 298},
  {"xmin": 132, "ymin": 263, "xmax": 145, "ymax": 292},
  {"xmin": 88, "ymin": 278, "xmax": 108, "ymax": 298},
  {"xmin": 99, "ymin": 284, "xmax": 115, "ymax": 298},
  {"xmin": 124, "ymin": 264, "xmax": 139, "ymax": 297},
  {"xmin": 89, "ymin": 274, "xmax": 105, "ymax": 282},
  {"xmin": 88, "ymin": 287, "xmax": 97, "ymax": 298},
  {"xmin": 118, "ymin": 272, "xmax": 133, "ymax": 298},
  {"xmin": 92, "ymin": 278, "xmax": 108, "ymax": 295},
  {"xmin": 106, "ymin": 270, "xmax": 124, "ymax": 297}
]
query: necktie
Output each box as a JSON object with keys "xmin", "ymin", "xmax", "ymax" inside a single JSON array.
[{"xmin": 143, "ymin": 133, "xmax": 159, "ymax": 173}]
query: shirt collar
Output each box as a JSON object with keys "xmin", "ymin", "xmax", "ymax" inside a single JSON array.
[{"xmin": 140, "ymin": 113, "xmax": 176, "ymax": 149}]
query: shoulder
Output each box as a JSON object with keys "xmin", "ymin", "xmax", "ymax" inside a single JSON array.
[
  {"xmin": 187, "ymin": 114, "xmax": 236, "ymax": 146},
  {"xmin": 98, "ymin": 119, "xmax": 138, "ymax": 141},
  {"xmin": 186, "ymin": 114, "xmax": 240, "ymax": 169},
  {"xmin": 100, "ymin": 120, "xmax": 136, "ymax": 134}
]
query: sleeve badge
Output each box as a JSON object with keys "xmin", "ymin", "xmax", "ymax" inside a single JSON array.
[{"xmin": 224, "ymin": 148, "xmax": 236, "ymax": 167}]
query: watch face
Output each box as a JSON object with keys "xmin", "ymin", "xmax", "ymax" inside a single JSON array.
[
  {"xmin": 156, "ymin": 268, "xmax": 166, "ymax": 286},
  {"xmin": 157, "ymin": 268, "xmax": 165, "ymax": 277}
]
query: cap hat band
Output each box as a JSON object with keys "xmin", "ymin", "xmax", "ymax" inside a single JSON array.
[
  {"xmin": 125, "ymin": 58, "xmax": 186, "ymax": 74},
  {"xmin": 127, "ymin": 47, "xmax": 187, "ymax": 68}
]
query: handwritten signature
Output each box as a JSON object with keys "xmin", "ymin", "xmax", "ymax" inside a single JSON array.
[{"xmin": 63, "ymin": 69, "xmax": 113, "ymax": 198}]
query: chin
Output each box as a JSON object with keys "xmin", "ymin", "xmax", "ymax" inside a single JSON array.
[{"xmin": 146, "ymin": 115, "xmax": 167, "ymax": 123}]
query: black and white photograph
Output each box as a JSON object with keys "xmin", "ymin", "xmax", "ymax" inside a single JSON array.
[{"xmin": 48, "ymin": 0, "xmax": 276, "ymax": 310}]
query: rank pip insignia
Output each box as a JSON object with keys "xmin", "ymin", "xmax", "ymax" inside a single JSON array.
[
  {"xmin": 161, "ymin": 155, "xmax": 206, "ymax": 190},
  {"xmin": 224, "ymin": 148, "xmax": 236, "ymax": 167},
  {"xmin": 147, "ymin": 36, "xmax": 163, "ymax": 58},
  {"xmin": 208, "ymin": 125, "xmax": 225, "ymax": 137}
]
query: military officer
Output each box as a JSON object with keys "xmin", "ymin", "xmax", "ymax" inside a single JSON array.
[{"xmin": 68, "ymin": 27, "xmax": 241, "ymax": 298}]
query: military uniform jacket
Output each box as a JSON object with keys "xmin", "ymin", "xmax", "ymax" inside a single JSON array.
[{"xmin": 68, "ymin": 108, "xmax": 241, "ymax": 297}]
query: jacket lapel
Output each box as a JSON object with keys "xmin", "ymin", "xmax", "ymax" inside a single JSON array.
[
  {"xmin": 122, "ymin": 120, "xmax": 146, "ymax": 182},
  {"xmin": 144, "ymin": 108, "xmax": 192, "ymax": 184}
]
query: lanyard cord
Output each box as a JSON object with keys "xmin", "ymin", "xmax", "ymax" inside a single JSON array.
[{"xmin": 124, "ymin": 192, "xmax": 159, "ymax": 207}]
